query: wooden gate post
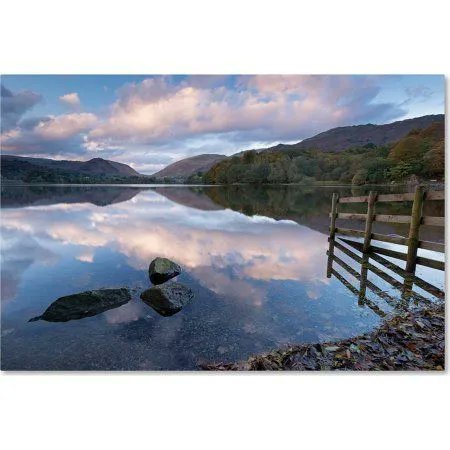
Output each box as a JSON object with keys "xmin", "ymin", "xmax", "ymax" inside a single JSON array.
[
  {"xmin": 363, "ymin": 191, "xmax": 377, "ymax": 253},
  {"xmin": 359, "ymin": 191, "xmax": 376, "ymax": 305},
  {"xmin": 327, "ymin": 193, "xmax": 339, "ymax": 277},
  {"xmin": 401, "ymin": 274, "xmax": 414, "ymax": 308},
  {"xmin": 406, "ymin": 186, "xmax": 425, "ymax": 273},
  {"xmin": 358, "ymin": 254, "xmax": 369, "ymax": 306}
]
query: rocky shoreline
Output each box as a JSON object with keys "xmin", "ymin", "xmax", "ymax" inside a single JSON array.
[{"xmin": 202, "ymin": 303, "xmax": 445, "ymax": 371}]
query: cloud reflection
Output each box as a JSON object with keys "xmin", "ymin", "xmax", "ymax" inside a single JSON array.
[
  {"xmin": 1, "ymin": 230, "xmax": 58, "ymax": 302},
  {"xmin": 1, "ymin": 189, "xmax": 329, "ymax": 308}
]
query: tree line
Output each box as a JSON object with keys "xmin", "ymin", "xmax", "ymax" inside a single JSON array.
[{"xmin": 203, "ymin": 122, "xmax": 444, "ymax": 185}]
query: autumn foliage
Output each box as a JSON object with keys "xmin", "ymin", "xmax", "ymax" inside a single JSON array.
[{"xmin": 204, "ymin": 122, "xmax": 445, "ymax": 185}]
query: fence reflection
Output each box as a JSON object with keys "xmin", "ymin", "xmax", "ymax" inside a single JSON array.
[{"xmin": 326, "ymin": 237, "xmax": 444, "ymax": 318}]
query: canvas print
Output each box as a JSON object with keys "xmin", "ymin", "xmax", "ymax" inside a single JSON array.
[{"xmin": 0, "ymin": 75, "xmax": 445, "ymax": 371}]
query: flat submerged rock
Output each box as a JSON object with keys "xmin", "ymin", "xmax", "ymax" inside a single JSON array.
[
  {"xmin": 29, "ymin": 288, "xmax": 131, "ymax": 323},
  {"xmin": 140, "ymin": 282, "xmax": 193, "ymax": 316}
]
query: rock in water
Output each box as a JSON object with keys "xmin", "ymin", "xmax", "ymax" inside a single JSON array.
[
  {"xmin": 29, "ymin": 288, "xmax": 131, "ymax": 323},
  {"xmin": 149, "ymin": 257, "xmax": 181, "ymax": 284},
  {"xmin": 140, "ymin": 282, "xmax": 193, "ymax": 316}
]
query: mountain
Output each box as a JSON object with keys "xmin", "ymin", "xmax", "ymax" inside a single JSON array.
[
  {"xmin": 255, "ymin": 114, "xmax": 445, "ymax": 154},
  {"xmin": 1, "ymin": 155, "xmax": 142, "ymax": 183},
  {"xmin": 152, "ymin": 154, "xmax": 227, "ymax": 181},
  {"xmin": 1, "ymin": 155, "xmax": 139, "ymax": 176}
]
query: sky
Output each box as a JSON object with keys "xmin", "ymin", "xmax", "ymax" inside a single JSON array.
[{"xmin": 0, "ymin": 75, "xmax": 445, "ymax": 174}]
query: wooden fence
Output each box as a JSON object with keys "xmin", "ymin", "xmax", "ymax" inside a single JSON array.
[
  {"xmin": 328, "ymin": 186, "xmax": 445, "ymax": 274},
  {"xmin": 326, "ymin": 186, "xmax": 444, "ymax": 316}
]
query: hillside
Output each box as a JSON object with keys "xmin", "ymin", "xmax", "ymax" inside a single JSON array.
[
  {"xmin": 1, "ymin": 155, "xmax": 144, "ymax": 184},
  {"xmin": 2, "ymin": 155, "xmax": 139, "ymax": 176},
  {"xmin": 204, "ymin": 121, "xmax": 445, "ymax": 185},
  {"xmin": 293, "ymin": 114, "xmax": 444, "ymax": 152},
  {"xmin": 152, "ymin": 154, "xmax": 227, "ymax": 182}
]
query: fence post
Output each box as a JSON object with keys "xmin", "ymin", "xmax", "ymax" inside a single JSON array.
[
  {"xmin": 363, "ymin": 191, "xmax": 377, "ymax": 253},
  {"xmin": 358, "ymin": 254, "xmax": 369, "ymax": 306},
  {"xmin": 406, "ymin": 185, "xmax": 425, "ymax": 273},
  {"xmin": 327, "ymin": 193, "xmax": 339, "ymax": 277}
]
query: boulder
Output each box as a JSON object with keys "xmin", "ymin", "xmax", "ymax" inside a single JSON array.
[
  {"xmin": 29, "ymin": 288, "xmax": 131, "ymax": 323},
  {"xmin": 149, "ymin": 257, "xmax": 181, "ymax": 284},
  {"xmin": 140, "ymin": 282, "xmax": 193, "ymax": 316}
]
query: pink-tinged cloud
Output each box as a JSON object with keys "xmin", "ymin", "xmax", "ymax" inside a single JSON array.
[
  {"xmin": 87, "ymin": 75, "xmax": 405, "ymax": 147},
  {"xmin": 59, "ymin": 92, "xmax": 81, "ymax": 108},
  {"xmin": 34, "ymin": 113, "xmax": 97, "ymax": 140},
  {"xmin": 1, "ymin": 111, "xmax": 99, "ymax": 157}
]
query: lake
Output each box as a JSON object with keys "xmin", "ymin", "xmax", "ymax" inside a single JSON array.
[{"xmin": 0, "ymin": 184, "xmax": 444, "ymax": 370}]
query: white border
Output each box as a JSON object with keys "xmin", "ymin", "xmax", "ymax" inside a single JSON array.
[{"xmin": 1, "ymin": 1, "xmax": 449, "ymax": 449}]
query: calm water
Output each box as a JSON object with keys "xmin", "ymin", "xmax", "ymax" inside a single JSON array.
[{"xmin": 1, "ymin": 184, "xmax": 444, "ymax": 370}]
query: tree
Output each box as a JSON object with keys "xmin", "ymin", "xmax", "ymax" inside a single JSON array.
[
  {"xmin": 389, "ymin": 136, "xmax": 424, "ymax": 164},
  {"xmin": 352, "ymin": 169, "xmax": 368, "ymax": 185},
  {"xmin": 364, "ymin": 158, "xmax": 393, "ymax": 183},
  {"xmin": 423, "ymin": 140, "xmax": 445, "ymax": 178},
  {"xmin": 389, "ymin": 162, "xmax": 417, "ymax": 181},
  {"xmin": 243, "ymin": 150, "xmax": 256, "ymax": 164}
]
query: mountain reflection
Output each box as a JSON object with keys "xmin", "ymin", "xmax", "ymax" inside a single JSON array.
[
  {"xmin": 1, "ymin": 185, "xmax": 147, "ymax": 208},
  {"xmin": 154, "ymin": 185, "xmax": 445, "ymax": 241}
]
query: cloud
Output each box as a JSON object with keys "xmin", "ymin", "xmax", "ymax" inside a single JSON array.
[
  {"xmin": 401, "ymin": 85, "xmax": 435, "ymax": 107},
  {"xmin": 1, "ymin": 85, "xmax": 42, "ymax": 132},
  {"xmin": 59, "ymin": 92, "xmax": 81, "ymax": 108},
  {"xmin": 405, "ymin": 85, "xmax": 433, "ymax": 100},
  {"xmin": 86, "ymin": 75, "xmax": 407, "ymax": 151},
  {"xmin": 76, "ymin": 249, "xmax": 95, "ymax": 263},
  {"xmin": 1, "ymin": 112, "xmax": 98, "ymax": 156},
  {"xmin": 34, "ymin": 113, "xmax": 97, "ymax": 140}
]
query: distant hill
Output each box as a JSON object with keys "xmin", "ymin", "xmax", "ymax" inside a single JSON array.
[
  {"xmin": 256, "ymin": 114, "xmax": 445, "ymax": 154},
  {"xmin": 204, "ymin": 120, "xmax": 445, "ymax": 185},
  {"xmin": 1, "ymin": 155, "xmax": 143, "ymax": 184},
  {"xmin": 2, "ymin": 155, "xmax": 139, "ymax": 176},
  {"xmin": 152, "ymin": 154, "xmax": 227, "ymax": 181}
]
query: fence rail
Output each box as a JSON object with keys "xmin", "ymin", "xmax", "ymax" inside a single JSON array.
[
  {"xmin": 330, "ymin": 212, "xmax": 444, "ymax": 227},
  {"xmin": 327, "ymin": 186, "xmax": 445, "ymax": 274},
  {"xmin": 338, "ymin": 190, "xmax": 444, "ymax": 204}
]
